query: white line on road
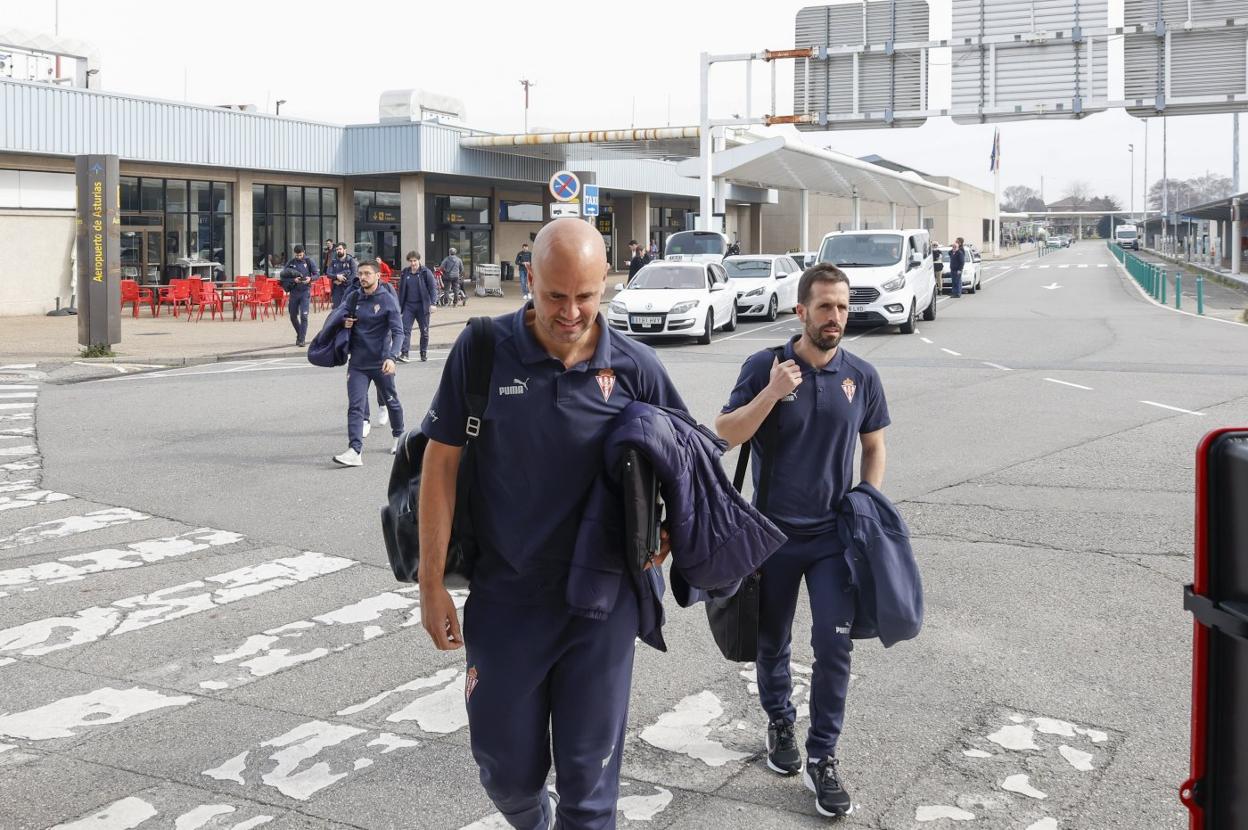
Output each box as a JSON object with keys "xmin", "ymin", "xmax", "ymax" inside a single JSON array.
[
  {"xmin": 1043, "ymin": 283, "xmax": 1062, "ymax": 290},
  {"xmin": 1077, "ymin": 264, "xmax": 1089, "ymax": 268},
  {"xmin": 1140, "ymin": 400, "xmax": 1205, "ymax": 416},
  {"xmin": 1037, "ymin": 265, "xmax": 1050, "ymax": 269},
  {"xmin": 716, "ymin": 318, "xmax": 795, "ymax": 343},
  {"xmin": 941, "ymin": 348, "xmax": 962, "ymax": 356},
  {"xmin": 0, "ymin": 385, "xmax": 37, "ymax": 390},
  {"xmin": 1058, "ymin": 264, "xmax": 1070, "ymax": 269},
  {"xmin": 920, "ymin": 337, "xmax": 933, "ymax": 344},
  {"xmin": 1044, "ymin": 378, "xmax": 1093, "ymax": 391},
  {"xmin": 0, "ymin": 445, "xmax": 38, "ymax": 457},
  {"xmin": 982, "ymin": 362, "xmax": 1013, "ymax": 371},
  {"xmin": 0, "ymin": 686, "xmax": 194, "ymax": 741},
  {"xmin": 845, "ymin": 326, "xmax": 883, "ymax": 341},
  {"xmin": 0, "ymin": 403, "xmax": 35, "ymax": 410},
  {"xmin": 0, "ymin": 508, "xmax": 149, "ymax": 551},
  {"xmin": 0, "ymin": 393, "xmax": 36, "ymax": 399}
]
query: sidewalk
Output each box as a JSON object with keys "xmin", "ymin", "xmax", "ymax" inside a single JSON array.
[
  {"xmin": 0, "ymin": 282, "xmax": 542, "ymax": 366},
  {"xmin": 1130, "ymin": 249, "xmax": 1248, "ymax": 324}
]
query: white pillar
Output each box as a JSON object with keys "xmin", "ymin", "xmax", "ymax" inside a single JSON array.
[
  {"xmin": 890, "ymin": 202, "xmax": 898, "ymax": 228},
  {"xmin": 713, "ymin": 131, "xmax": 726, "ymax": 228},
  {"xmin": 233, "ymin": 171, "xmax": 253, "ymax": 276},
  {"xmin": 698, "ymin": 53, "xmax": 714, "ymax": 232},
  {"xmin": 1233, "ymin": 198, "xmax": 1242, "ymax": 275},
  {"xmin": 917, "ymin": 205, "xmax": 925, "ymax": 230},
  {"xmin": 852, "ymin": 192, "xmax": 861, "ymax": 231},
  {"xmin": 799, "ymin": 189, "xmax": 810, "ymax": 252},
  {"xmin": 399, "ymin": 173, "xmax": 426, "ymax": 261}
]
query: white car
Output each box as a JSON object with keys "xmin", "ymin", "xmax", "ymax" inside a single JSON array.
[
  {"xmin": 935, "ymin": 245, "xmax": 982, "ymax": 294},
  {"xmin": 608, "ymin": 261, "xmax": 738, "ymax": 344},
  {"xmin": 788, "ymin": 251, "xmax": 818, "ymax": 269},
  {"xmin": 817, "ymin": 229, "xmax": 938, "ymax": 334},
  {"xmin": 724, "ymin": 254, "xmax": 802, "ymax": 321}
]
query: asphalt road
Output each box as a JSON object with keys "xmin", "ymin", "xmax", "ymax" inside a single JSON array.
[{"xmin": 2, "ymin": 241, "xmax": 1246, "ymax": 829}]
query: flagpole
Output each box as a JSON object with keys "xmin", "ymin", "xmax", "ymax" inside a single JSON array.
[{"xmin": 993, "ymin": 129, "xmax": 1001, "ymax": 256}]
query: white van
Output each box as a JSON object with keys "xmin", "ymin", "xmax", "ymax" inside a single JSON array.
[
  {"xmin": 816, "ymin": 229, "xmax": 937, "ymax": 334},
  {"xmin": 1114, "ymin": 224, "xmax": 1139, "ymax": 251},
  {"xmin": 663, "ymin": 230, "xmax": 729, "ymax": 264}
]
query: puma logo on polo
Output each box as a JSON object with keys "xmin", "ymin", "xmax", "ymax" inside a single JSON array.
[{"xmin": 499, "ymin": 378, "xmax": 530, "ymax": 396}]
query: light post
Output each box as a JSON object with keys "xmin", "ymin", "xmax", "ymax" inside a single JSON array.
[
  {"xmin": 275, "ymin": 100, "xmax": 287, "ymax": 116},
  {"xmin": 1128, "ymin": 143, "xmax": 1135, "ymax": 224}
]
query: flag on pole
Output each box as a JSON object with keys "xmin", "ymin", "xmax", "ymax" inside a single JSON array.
[{"xmin": 989, "ymin": 128, "xmax": 1001, "ymax": 172}]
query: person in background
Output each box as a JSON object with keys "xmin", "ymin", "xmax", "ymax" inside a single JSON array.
[
  {"xmin": 327, "ymin": 242, "xmax": 358, "ymax": 308},
  {"xmin": 279, "ymin": 244, "xmax": 318, "ymax": 347},
  {"xmin": 949, "ymin": 237, "xmax": 966, "ymax": 298},
  {"xmin": 440, "ymin": 247, "xmax": 466, "ymax": 307},
  {"xmin": 321, "ymin": 237, "xmax": 336, "ymax": 274},
  {"xmin": 627, "ymin": 240, "xmax": 646, "ymax": 280},
  {"xmin": 397, "ymin": 250, "xmax": 438, "ymax": 363},
  {"xmin": 515, "ymin": 243, "xmax": 533, "ymax": 301},
  {"xmin": 376, "ymin": 256, "xmax": 393, "ymax": 281}
]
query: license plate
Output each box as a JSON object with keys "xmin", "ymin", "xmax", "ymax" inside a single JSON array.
[
  {"xmin": 633, "ymin": 316, "xmax": 662, "ymax": 326},
  {"xmin": 849, "ymin": 304, "xmax": 866, "ymax": 313}
]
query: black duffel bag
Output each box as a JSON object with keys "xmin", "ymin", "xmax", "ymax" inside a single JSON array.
[{"xmin": 380, "ymin": 317, "xmax": 494, "ymax": 586}]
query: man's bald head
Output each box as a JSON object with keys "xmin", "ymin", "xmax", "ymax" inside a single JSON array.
[{"xmin": 531, "ymin": 218, "xmax": 607, "ymax": 274}]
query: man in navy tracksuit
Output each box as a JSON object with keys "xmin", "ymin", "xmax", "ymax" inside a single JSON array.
[
  {"xmin": 716, "ymin": 263, "xmax": 890, "ymax": 819},
  {"xmin": 327, "ymin": 242, "xmax": 358, "ymax": 308},
  {"xmin": 418, "ymin": 218, "xmax": 685, "ymax": 830},
  {"xmin": 329, "ymin": 260, "xmax": 405, "ymax": 467},
  {"xmin": 948, "ymin": 237, "xmax": 966, "ymax": 298},
  {"xmin": 397, "ymin": 250, "xmax": 438, "ymax": 363},
  {"xmin": 279, "ymin": 244, "xmax": 318, "ymax": 346}
]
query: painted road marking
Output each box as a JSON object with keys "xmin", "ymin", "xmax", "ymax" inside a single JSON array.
[
  {"xmin": 0, "ymin": 444, "xmax": 38, "ymax": 457},
  {"xmin": 0, "ymin": 528, "xmax": 243, "ymax": 596},
  {"xmin": 0, "ymin": 686, "xmax": 194, "ymax": 741},
  {"xmin": 0, "ymin": 508, "xmax": 150, "ymax": 551},
  {"xmin": 203, "ymin": 720, "xmax": 419, "ymax": 801},
  {"xmin": 0, "ymin": 392, "xmax": 36, "ymax": 399},
  {"xmin": 1042, "ymin": 283, "xmax": 1062, "ymax": 290},
  {"xmin": 982, "ymin": 362, "xmax": 1013, "ymax": 371},
  {"xmin": 1044, "ymin": 378, "xmax": 1093, "ymax": 391},
  {"xmin": 1141, "ymin": 400, "xmax": 1205, "ymax": 416},
  {"xmin": 0, "ymin": 403, "xmax": 35, "ymax": 410},
  {"xmin": 920, "ymin": 337, "xmax": 934, "ymax": 344},
  {"xmin": 0, "ymin": 551, "xmax": 354, "ymax": 658},
  {"xmin": 0, "ymin": 489, "xmax": 72, "ymax": 512},
  {"xmin": 941, "ymin": 348, "xmax": 962, "ymax": 356},
  {"xmin": 51, "ymin": 792, "xmax": 276, "ymax": 830},
  {"xmin": 337, "ymin": 666, "xmax": 468, "ymax": 734},
  {"xmin": 639, "ymin": 691, "xmax": 750, "ymax": 767}
]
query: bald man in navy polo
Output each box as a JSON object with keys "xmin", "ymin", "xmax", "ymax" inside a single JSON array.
[
  {"xmin": 417, "ymin": 218, "xmax": 686, "ymax": 830},
  {"xmin": 716, "ymin": 263, "xmax": 890, "ymax": 820}
]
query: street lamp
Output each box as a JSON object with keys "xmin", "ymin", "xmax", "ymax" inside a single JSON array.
[
  {"xmin": 276, "ymin": 99, "xmax": 287, "ymax": 116},
  {"xmin": 1128, "ymin": 143, "xmax": 1135, "ymax": 224}
]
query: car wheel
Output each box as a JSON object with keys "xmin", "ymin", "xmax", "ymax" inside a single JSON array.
[
  {"xmin": 724, "ymin": 303, "xmax": 738, "ymax": 332},
  {"xmin": 922, "ymin": 286, "xmax": 937, "ymax": 321},
  {"xmin": 898, "ymin": 299, "xmax": 917, "ymax": 334},
  {"xmin": 967, "ymin": 276, "xmax": 977, "ymax": 295},
  {"xmin": 766, "ymin": 294, "xmax": 778, "ymax": 322},
  {"xmin": 697, "ymin": 310, "xmax": 714, "ymax": 345}
]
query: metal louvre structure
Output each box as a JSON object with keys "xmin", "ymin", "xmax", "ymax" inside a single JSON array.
[
  {"xmin": 1124, "ymin": 0, "xmax": 1248, "ymax": 117},
  {"xmin": 459, "ymin": 127, "xmax": 703, "ymax": 163},
  {"xmin": 793, "ymin": 0, "xmax": 930, "ymax": 129},
  {"xmin": 950, "ymin": 0, "xmax": 1109, "ymax": 122}
]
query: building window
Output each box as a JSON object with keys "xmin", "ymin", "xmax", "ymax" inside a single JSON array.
[
  {"xmin": 498, "ymin": 200, "xmax": 543, "ymax": 222},
  {"xmin": 354, "ymin": 190, "xmax": 403, "ymax": 267},
  {"xmin": 252, "ymin": 185, "xmax": 338, "ymax": 273},
  {"xmin": 118, "ymin": 176, "xmax": 232, "ymax": 283}
]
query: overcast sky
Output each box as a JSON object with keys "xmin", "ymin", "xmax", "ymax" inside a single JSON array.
[{"xmin": 4, "ymin": 0, "xmax": 1239, "ymax": 210}]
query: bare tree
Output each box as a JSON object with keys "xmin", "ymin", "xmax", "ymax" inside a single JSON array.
[
  {"xmin": 1062, "ymin": 181, "xmax": 1092, "ymax": 209},
  {"xmin": 1002, "ymin": 184, "xmax": 1041, "ymax": 212}
]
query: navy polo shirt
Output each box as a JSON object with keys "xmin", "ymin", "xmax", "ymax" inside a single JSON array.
[
  {"xmin": 722, "ymin": 337, "xmax": 890, "ymax": 535},
  {"xmin": 421, "ymin": 305, "xmax": 686, "ymax": 602}
]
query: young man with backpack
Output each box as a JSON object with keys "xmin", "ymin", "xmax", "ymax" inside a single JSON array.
[{"xmin": 715, "ymin": 263, "xmax": 890, "ymax": 819}]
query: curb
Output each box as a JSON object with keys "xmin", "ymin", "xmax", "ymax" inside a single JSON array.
[
  {"xmin": 1109, "ymin": 254, "xmax": 1247, "ymax": 329},
  {"xmin": 1140, "ymin": 248, "xmax": 1248, "ymax": 294}
]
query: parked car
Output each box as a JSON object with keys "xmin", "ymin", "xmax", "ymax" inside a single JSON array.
[
  {"xmin": 817, "ymin": 229, "xmax": 937, "ymax": 334},
  {"xmin": 724, "ymin": 254, "xmax": 802, "ymax": 321},
  {"xmin": 788, "ymin": 250, "xmax": 818, "ymax": 269},
  {"xmin": 662, "ymin": 230, "xmax": 730, "ymax": 264},
  {"xmin": 935, "ymin": 244, "xmax": 983, "ymax": 294},
  {"xmin": 1114, "ymin": 224, "xmax": 1139, "ymax": 250},
  {"xmin": 608, "ymin": 261, "xmax": 737, "ymax": 344}
]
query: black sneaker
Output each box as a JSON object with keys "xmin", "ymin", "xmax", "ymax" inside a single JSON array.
[
  {"xmin": 765, "ymin": 719, "xmax": 802, "ymax": 776},
  {"xmin": 804, "ymin": 757, "xmax": 853, "ymax": 818},
  {"xmin": 397, "ymin": 354, "xmax": 410, "ymax": 363},
  {"xmin": 419, "ymin": 353, "xmax": 428, "ymax": 362}
]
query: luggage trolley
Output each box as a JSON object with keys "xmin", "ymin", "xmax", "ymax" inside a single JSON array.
[{"xmin": 474, "ymin": 263, "xmax": 503, "ymax": 298}]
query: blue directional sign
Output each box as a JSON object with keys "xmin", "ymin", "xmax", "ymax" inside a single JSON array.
[
  {"xmin": 549, "ymin": 170, "xmax": 581, "ymax": 202},
  {"xmin": 582, "ymin": 184, "xmax": 599, "ymax": 217}
]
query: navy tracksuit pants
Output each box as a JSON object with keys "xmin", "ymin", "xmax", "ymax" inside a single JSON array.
[
  {"xmin": 401, "ymin": 304, "xmax": 431, "ymax": 357},
  {"xmin": 756, "ymin": 530, "xmax": 855, "ymax": 761},
  {"xmin": 287, "ymin": 287, "xmax": 310, "ymax": 343},
  {"xmin": 950, "ymin": 269, "xmax": 963, "ymax": 297},
  {"xmin": 463, "ymin": 585, "xmax": 638, "ymax": 830},
  {"xmin": 346, "ymin": 366, "xmax": 403, "ymax": 452}
]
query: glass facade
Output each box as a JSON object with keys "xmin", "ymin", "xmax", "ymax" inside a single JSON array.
[
  {"xmin": 433, "ymin": 195, "xmax": 492, "ymax": 280},
  {"xmin": 252, "ymin": 184, "xmax": 338, "ymax": 273},
  {"xmin": 119, "ymin": 176, "xmax": 232, "ymax": 283},
  {"xmin": 353, "ymin": 190, "xmax": 402, "ymax": 268}
]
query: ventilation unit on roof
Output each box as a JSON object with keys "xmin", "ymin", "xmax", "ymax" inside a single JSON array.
[{"xmin": 379, "ymin": 89, "xmax": 466, "ymax": 124}]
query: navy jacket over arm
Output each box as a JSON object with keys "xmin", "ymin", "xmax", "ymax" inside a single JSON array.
[
  {"xmin": 569, "ymin": 401, "xmax": 788, "ymax": 650},
  {"xmin": 836, "ymin": 482, "xmax": 923, "ymax": 647}
]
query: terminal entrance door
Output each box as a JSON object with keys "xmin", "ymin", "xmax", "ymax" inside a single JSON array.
[
  {"xmin": 120, "ymin": 225, "xmax": 163, "ymax": 284},
  {"xmin": 441, "ymin": 228, "xmax": 491, "ymax": 281}
]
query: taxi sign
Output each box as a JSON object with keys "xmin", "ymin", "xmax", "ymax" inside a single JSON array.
[
  {"xmin": 549, "ymin": 170, "xmax": 581, "ymax": 202},
  {"xmin": 582, "ymin": 184, "xmax": 599, "ymax": 217}
]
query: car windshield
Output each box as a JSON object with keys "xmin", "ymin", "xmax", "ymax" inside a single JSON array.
[
  {"xmin": 665, "ymin": 232, "xmax": 725, "ymax": 256},
  {"xmin": 724, "ymin": 259, "xmax": 773, "ymax": 278},
  {"xmin": 1117, "ymin": 230, "xmax": 1137, "ymax": 239},
  {"xmin": 628, "ymin": 265, "xmax": 704, "ymax": 290},
  {"xmin": 818, "ymin": 234, "xmax": 904, "ymax": 267}
]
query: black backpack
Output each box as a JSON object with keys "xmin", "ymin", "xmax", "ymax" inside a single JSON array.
[
  {"xmin": 380, "ymin": 317, "xmax": 494, "ymax": 585},
  {"xmin": 705, "ymin": 345, "xmax": 784, "ymax": 662}
]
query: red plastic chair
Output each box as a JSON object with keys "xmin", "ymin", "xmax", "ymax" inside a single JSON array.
[
  {"xmin": 242, "ymin": 281, "xmax": 274, "ymax": 320},
  {"xmin": 234, "ymin": 275, "xmax": 251, "ymax": 288},
  {"xmin": 269, "ymin": 283, "xmax": 287, "ymax": 316},
  {"xmin": 188, "ymin": 279, "xmax": 223, "ymax": 321},
  {"xmin": 311, "ymin": 276, "xmax": 331, "ymax": 311},
  {"xmin": 156, "ymin": 279, "xmax": 192, "ymax": 318},
  {"xmin": 120, "ymin": 280, "xmax": 154, "ymax": 317}
]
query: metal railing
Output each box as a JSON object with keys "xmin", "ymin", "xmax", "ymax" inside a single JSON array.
[{"xmin": 1108, "ymin": 242, "xmax": 1204, "ymax": 315}]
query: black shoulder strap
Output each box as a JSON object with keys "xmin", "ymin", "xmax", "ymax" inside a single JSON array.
[
  {"xmin": 463, "ymin": 317, "xmax": 495, "ymax": 439},
  {"xmin": 731, "ymin": 345, "xmax": 786, "ymax": 512}
]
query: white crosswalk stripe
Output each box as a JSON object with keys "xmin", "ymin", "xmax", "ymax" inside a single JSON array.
[{"xmin": 0, "ymin": 507, "xmax": 149, "ymax": 550}]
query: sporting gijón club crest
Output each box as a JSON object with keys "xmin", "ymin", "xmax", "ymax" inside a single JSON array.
[{"xmin": 596, "ymin": 369, "xmax": 616, "ymax": 402}]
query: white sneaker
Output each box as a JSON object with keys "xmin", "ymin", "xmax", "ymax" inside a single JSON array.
[
  {"xmin": 332, "ymin": 448, "xmax": 363, "ymax": 467},
  {"xmin": 390, "ymin": 436, "xmax": 400, "ymax": 455},
  {"xmin": 379, "ymin": 409, "xmax": 389, "ymax": 426},
  {"xmin": 362, "ymin": 420, "xmax": 372, "ymax": 438}
]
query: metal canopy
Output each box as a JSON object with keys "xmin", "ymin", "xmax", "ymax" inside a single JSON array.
[
  {"xmin": 459, "ymin": 127, "xmax": 705, "ymax": 163},
  {"xmin": 1172, "ymin": 193, "xmax": 1248, "ymax": 222},
  {"xmin": 674, "ymin": 134, "xmax": 958, "ymax": 207}
]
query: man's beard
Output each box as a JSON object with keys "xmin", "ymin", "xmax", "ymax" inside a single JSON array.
[{"xmin": 805, "ymin": 319, "xmax": 842, "ymax": 351}]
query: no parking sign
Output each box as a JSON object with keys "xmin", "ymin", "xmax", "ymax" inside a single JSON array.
[{"xmin": 549, "ymin": 170, "xmax": 580, "ymax": 202}]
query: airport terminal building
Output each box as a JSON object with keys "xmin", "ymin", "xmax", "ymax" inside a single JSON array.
[{"xmin": 0, "ymin": 76, "xmax": 996, "ymax": 317}]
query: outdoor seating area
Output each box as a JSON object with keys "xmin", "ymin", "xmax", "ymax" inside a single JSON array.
[{"xmin": 118, "ymin": 275, "xmax": 326, "ymax": 322}]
